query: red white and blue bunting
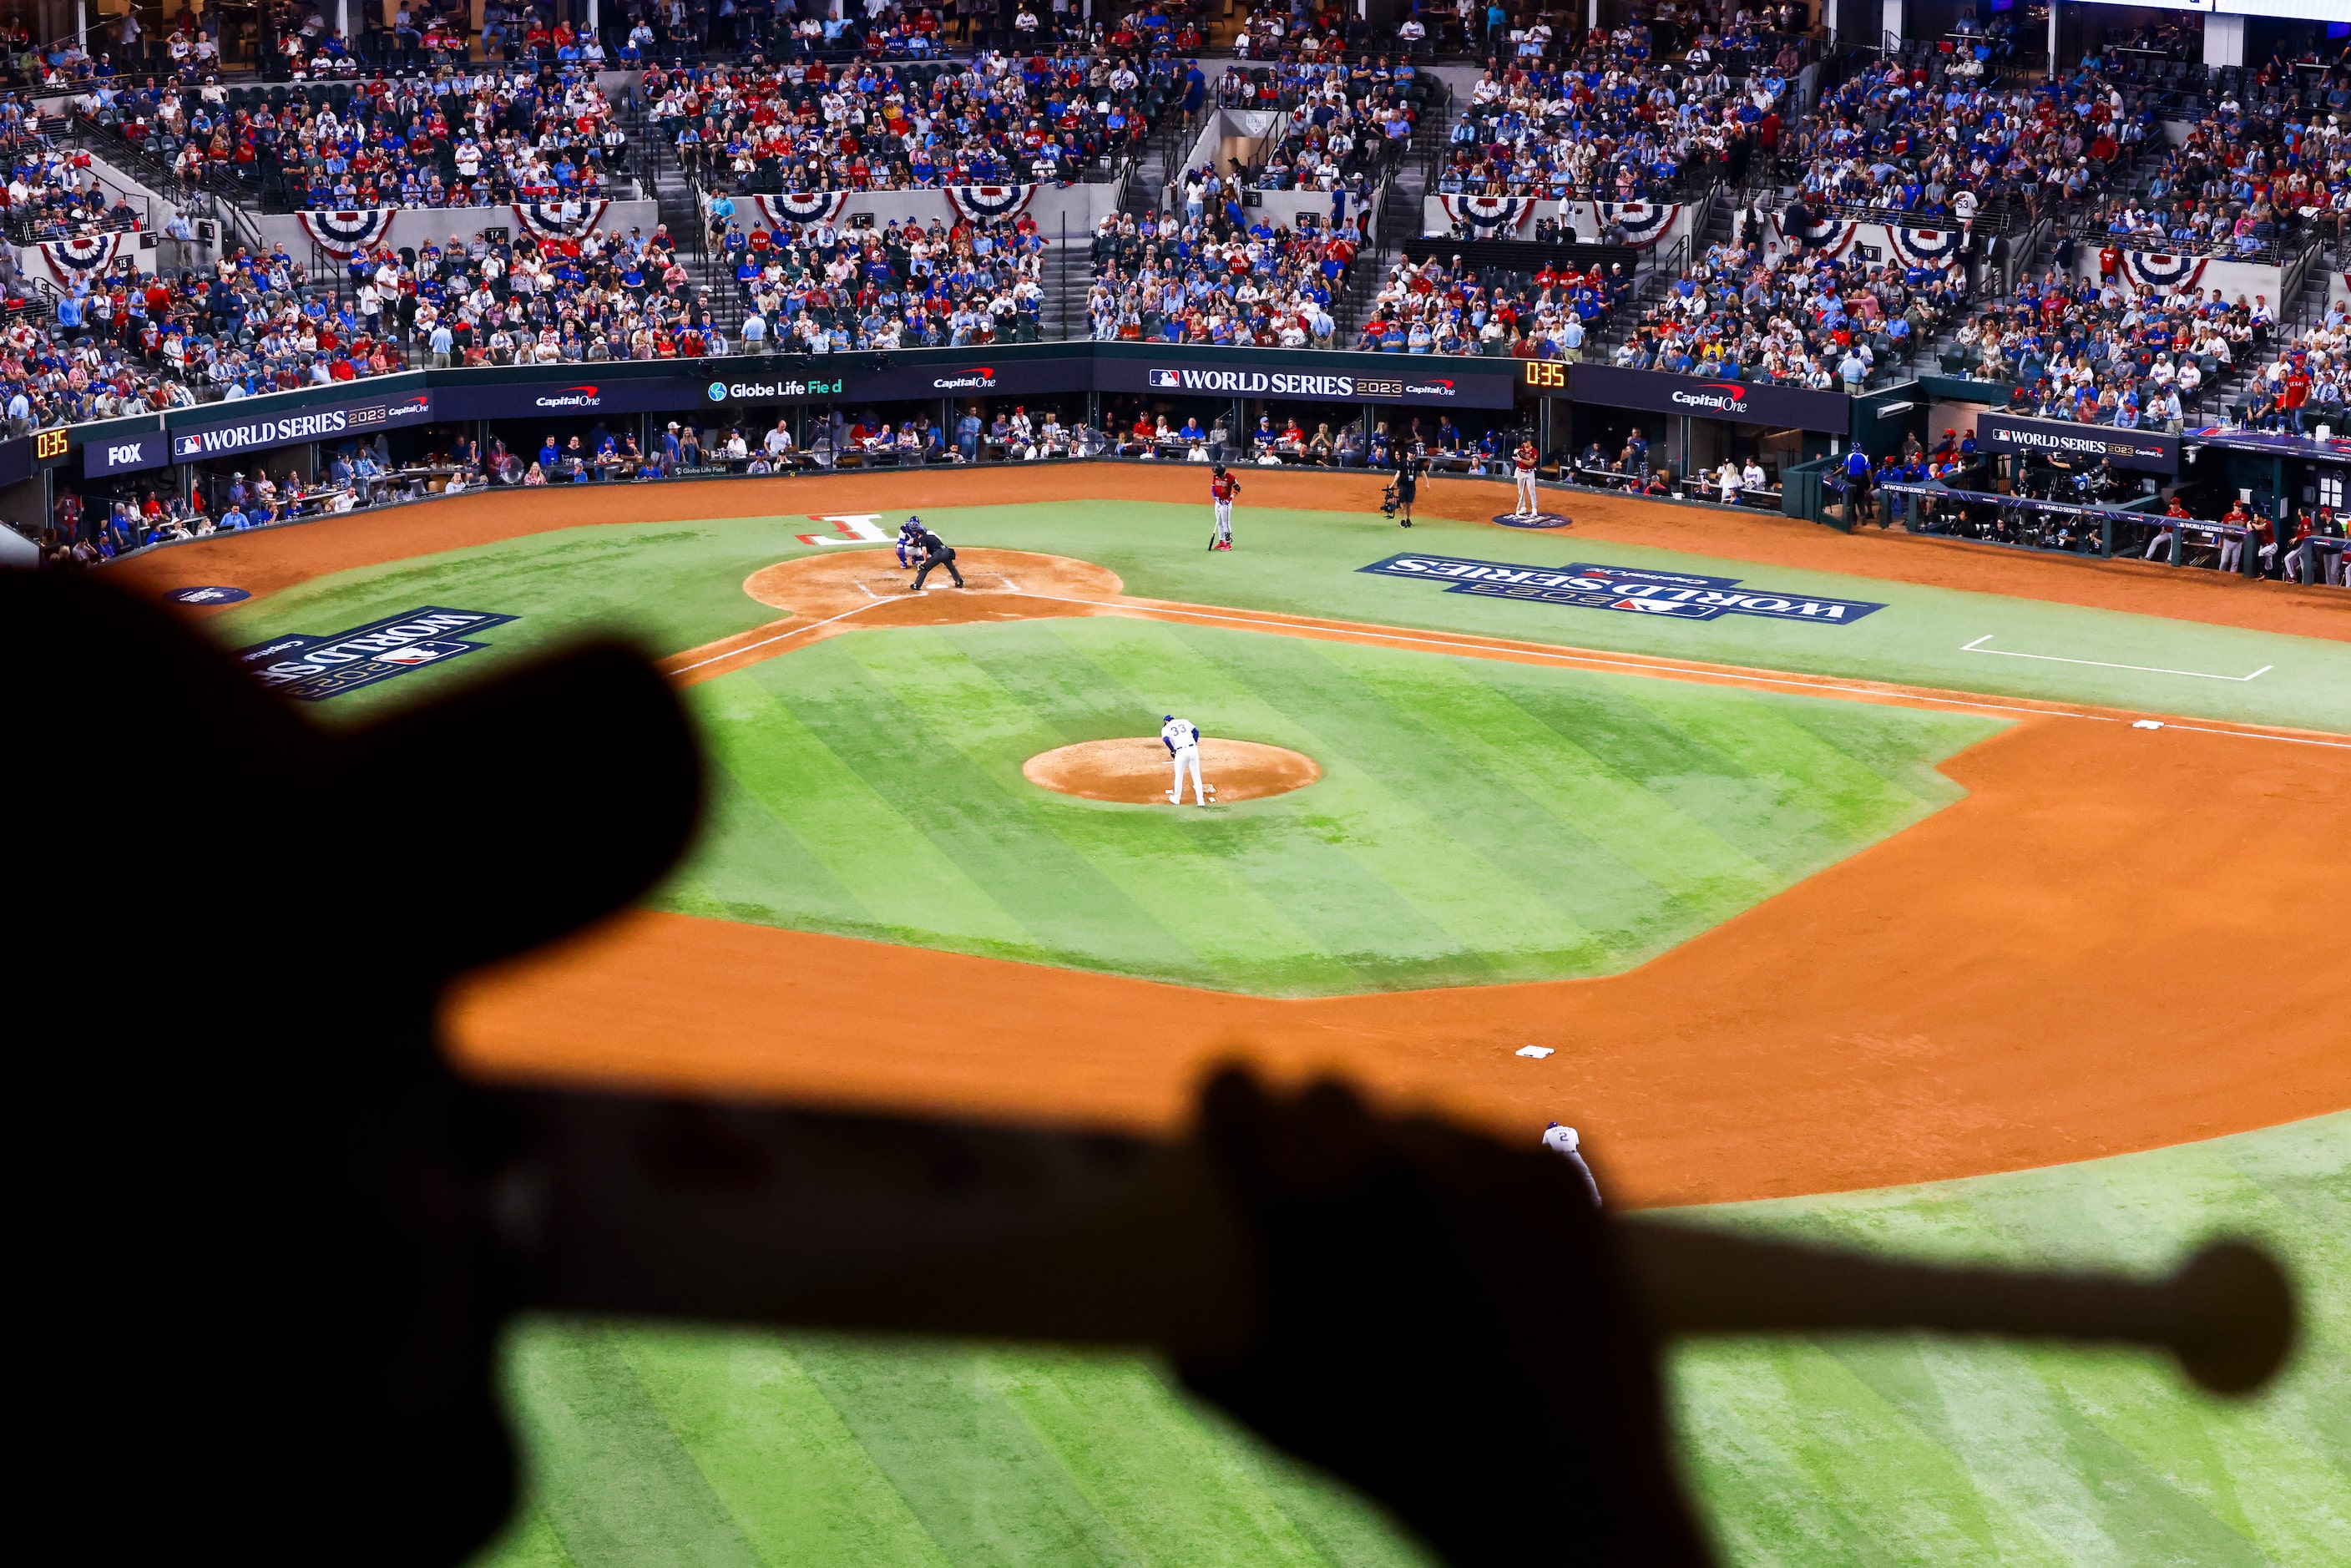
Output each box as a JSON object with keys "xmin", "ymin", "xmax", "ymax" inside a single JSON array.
[
  {"xmin": 512, "ymin": 199, "xmax": 611, "ymax": 240},
  {"xmin": 2121, "ymin": 250, "xmax": 2209, "ymax": 294},
  {"xmin": 1595, "ymin": 201, "xmax": 1682, "ymax": 250},
  {"xmin": 1884, "ymin": 223, "xmax": 1969, "ymax": 271},
  {"xmin": 757, "ymin": 192, "xmax": 851, "ymax": 229},
  {"xmin": 1769, "ymin": 212, "xmax": 1858, "ymax": 257},
  {"xmin": 1438, "ymin": 194, "xmax": 1536, "ymax": 235},
  {"xmin": 945, "ymin": 184, "xmax": 1039, "ymax": 223},
  {"xmin": 296, "ymin": 208, "xmax": 397, "ymax": 257},
  {"xmin": 35, "ymin": 230, "xmax": 127, "ymax": 284}
]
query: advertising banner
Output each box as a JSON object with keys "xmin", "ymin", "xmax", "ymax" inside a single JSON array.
[
  {"xmin": 85, "ymin": 427, "xmax": 174, "ymax": 478},
  {"xmin": 427, "ymin": 376, "xmax": 710, "ymax": 421},
  {"xmin": 1567, "ymin": 364, "xmax": 1852, "ymax": 433},
  {"xmin": 700, "ymin": 358, "xmax": 1083, "ymax": 407},
  {"xmin": 1097, "ymin": 357, "xmax": 1518, "ymax": 410},
  {"xmin": 169, "ymin": 387, "xmax": 436, "ymax": 465},
  {"xmin": 1974, "ymin": 412, "xmax": 2181, "ymax": 475}
]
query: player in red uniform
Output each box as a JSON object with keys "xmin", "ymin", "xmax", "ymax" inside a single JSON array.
[
  {"xmin": 1210, "ymin": 464, "xmax": 1240, "ymax": 549},
  {"xmin": 1513, "ymin": 439, "xmax": 1541, "ymax": 518}
]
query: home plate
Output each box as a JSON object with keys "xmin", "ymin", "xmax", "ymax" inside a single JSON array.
[{"xmin": 865, "ymin": 572, "xmax": 1021, "ymax": 595}]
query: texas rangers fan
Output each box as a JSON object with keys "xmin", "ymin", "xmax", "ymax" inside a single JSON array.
[
  {"xmin": 1210, "ymin": 464, "xmax": 1240, "ymax": 550},
  {"xmin": 1162, "ymin": 713, "xmax": 1210, "ymax": 804},
  {"xmin": 1540, "ymin": 1122, "xmax": 1603, "ymax": 1207},
  {"xmin": 1512, "ymin": 438, "xmax": 1541, "ymax": 518}
]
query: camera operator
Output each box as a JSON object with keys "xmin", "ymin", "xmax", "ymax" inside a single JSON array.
[{"xmin": 1388, "ymin": 453, "xmax": 1424, "ymax": 528}]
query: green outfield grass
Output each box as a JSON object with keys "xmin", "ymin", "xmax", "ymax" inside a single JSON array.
[
  {"xmin": 469, "ymin": 1113, "xmax": 2350, "ymax": 1568},
  {"xmin": 662, "ymin": 615, "xmax": 1998, "ymax": 995},
  {"xmin": 198, "ymin": 499, "xmax": 2351, "ymax": 735}
]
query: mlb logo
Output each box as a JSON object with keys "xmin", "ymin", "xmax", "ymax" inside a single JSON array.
[
  {"xmin": 372, "ymin": 641, "xmax": 462, "ymax": 666},
  {"xmin": 1149, "ymin": 369, "xmax": 1181, "ymax": 388}
]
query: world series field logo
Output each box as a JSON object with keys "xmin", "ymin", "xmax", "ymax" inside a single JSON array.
[
  {"xmin": 236, "ymin": 606, "xmax": 518, "ymax": 701},
  {"xmin": 1360, "ymin": 555, "xmax": 1888, "ymax": 625}
]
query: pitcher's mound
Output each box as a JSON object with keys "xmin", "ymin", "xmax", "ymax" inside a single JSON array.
[{"xmin": 1024, "ymin": 738, "xmax": 1321, "ymax": 805}]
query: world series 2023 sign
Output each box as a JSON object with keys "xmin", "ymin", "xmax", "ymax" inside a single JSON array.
[
  {"xmin": 237, "ymin": 606, "xmax": 517, "ymax": 701},
  {"xmin": 1360, "ymin": 555, "xmax": 1888, "ymax": 625}
]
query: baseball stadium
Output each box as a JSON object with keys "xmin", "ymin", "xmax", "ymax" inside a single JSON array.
[
  {"xmin": 10, "ymin": 7, "xmax": 2351, "ymax": 1555},
  {"xmin": 71, "ymin": 453, "xmax": 2343, "ymax": 1566}
]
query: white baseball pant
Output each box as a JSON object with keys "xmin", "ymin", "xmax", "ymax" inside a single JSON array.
[
  {"xmin": 1215, "ymin": 499, "xmax": 1232, "ymax": 544},
  {"xmin": 1170, "ymin": 743, "xmax": 1205, "ymax": 804},
  {"xmin": 1516, "ymin": 469, "xmax": 1539, "ymax": 515}
]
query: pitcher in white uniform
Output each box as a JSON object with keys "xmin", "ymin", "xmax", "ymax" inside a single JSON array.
[{"xmin": 1161, "ymin": 714, "xmax": 1206, "ymax": 804}]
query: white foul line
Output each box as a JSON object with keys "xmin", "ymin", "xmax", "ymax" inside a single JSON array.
[
  {"xmin": 669, "ymin": 601, "xmax": 881, "ymax": 674},
  {"xmin": 2151, "ymin": 723, "xmax": 2351, "ymax": 751},
  {"xmin": 1961, "ymin": 635, "xmax": 2274, "ymax": 683},
  {"xmin": 1008, "ymin": 593, "xmax": 2113, "ymax": 723}
]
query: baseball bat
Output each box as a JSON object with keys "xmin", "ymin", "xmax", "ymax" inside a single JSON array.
[{"xmin": 511, "ymin": 1095, "xmax": 2296, "ymax": 1395}]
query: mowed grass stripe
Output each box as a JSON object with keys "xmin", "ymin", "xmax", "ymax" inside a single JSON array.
[
  {"xmin": 791, "ymin": 1341, "xmax": 1147, "ymax": 1568},
  {"xmin": 686, "ymin": 675, "xmax": 1034, "ymax": 948},
  {"xmin": 621, "ymin": 1330, "xmax": 952, "ymax": 1568},
  {"xmin": 838, "ymin": 628, "xmax": 1326, "ymax": 981},
  {"xmin": 665, "ymin": 755, "xmax": 872, "ymax": 930},
  {"xmin": 1614, "ymin": 679, "xmax": 1966, "ymax": 865},
  {"xmin": 503, "ymin": 1328, "xmax": 766, "ymax": 1568},
  {"xmin": 759, "ymin": 640, "xmax": 1208, "ymax": 979},
  {"xmin": 981, "ymin": 1352, "xmax": 1332, "ymax": 1568},
  {"xmin": 1332, "ymin": 649, "xmax": 1777, "ymax": 904}
]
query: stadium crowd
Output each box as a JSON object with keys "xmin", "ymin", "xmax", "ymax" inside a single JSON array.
[
  {"xmin": 661, "ymin": 47, "xmax": 1188, "ymax": 193},
  {"xmin": 1777, "ymin": 54, "xmax": 2145, "ymax": 222},
  {"xmin": 1349, "ymin": 248, "xmax": 1626, "ymax": 358},
  {"xmin": 715, "ymin": 207, "xmax": 1053, "ymax": 349},
  {"xmin": 1431, "ymin": 28, "xmax": 1790, "ymax": 202},
  {"xmin": 74, "ymin": 66, "xmax": 629, "ymax": 210},
  {"xmin": 1084, "ymin": 200, "xmax": 1353, "ymax": 346},
  {"xmin": 1606, "ymin": 230, "xmax": 1965, "ymax": 390}
]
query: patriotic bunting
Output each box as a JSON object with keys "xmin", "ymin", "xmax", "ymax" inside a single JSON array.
[
  {"xmin": 1438, "ymin": 194, "xmax": 1536, "ymax": 235},
  {"xmin": 757, "ymin": 191, "xmax": 852, "ymax": 228},
  {"xmin": 36, "ymin": 230, "xmax": 128, "ymax": 283},
  {"xmin": 296, "ymin": 209, "xmax": 396, "ymax": 256},
  {"xmin": 1885, "ymin": 223, "xmax": 1969, "ymax": 271},
  {"xmin": 512, "ymin": 199, "xmax": 611, "ymax": 240},
  {"xmin": 2121, "ymin": 250, "xmax": 2209, "ymax": 294},
  {"xmin": 1595, "ymin": 201, "xmax": 1682, "ymax": 249},
  {"xmin": 945, "ymin": 184, "xmax": 1039, "ymax": 223},
  {"xmin": 1770, "ymin": 211, "xmax": 1858, "ymax": 257}
]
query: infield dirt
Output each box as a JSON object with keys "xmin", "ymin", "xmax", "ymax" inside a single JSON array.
[{"xmin": 106, "ymin": 469, "xmax": 2351, "ymax": 1205}]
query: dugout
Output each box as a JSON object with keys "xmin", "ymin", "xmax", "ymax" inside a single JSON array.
[
  {"xmin": 1560, "ymin": 402, "xmax": 1674, "ymax": 492},
  {"xmin": 481, "ymin": 413, "xmax": 629, "ymax": 479},
  {"xmin": 1099, "ymin": 391, "xmax": 1236, "ymax": 461}
]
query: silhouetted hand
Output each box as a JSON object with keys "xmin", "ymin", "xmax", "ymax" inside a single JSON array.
[{"xmin": 1178, "ymin": 1070, "xmax": 1712, "ymax": 1567}]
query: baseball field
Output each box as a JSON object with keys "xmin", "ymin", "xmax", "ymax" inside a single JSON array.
[{"xmin": 117, "ymin": 468, "xmax": 2350, "ymax": 1565}]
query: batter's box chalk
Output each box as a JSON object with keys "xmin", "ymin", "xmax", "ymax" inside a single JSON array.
[
  {"xmin": 1516, "ymin": 1044, "xmax": 1555, "ymax": 1059},
  {"xmin": 2133, "ymin": 720, "xmax": 2165, "ymax": 730}
]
